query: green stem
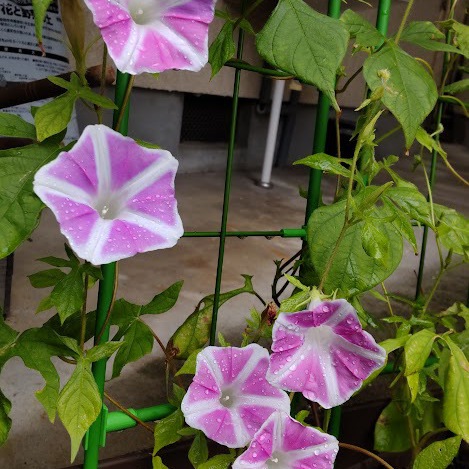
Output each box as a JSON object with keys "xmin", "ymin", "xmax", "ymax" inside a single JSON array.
[
  {"xmin": 114, "ymin": 75, "xmax": 135, "ymax": 133},
  {"xmin": 423, "ymin": 267, "xmax": 445, "ymax": 313},
  {"xmin": 80, "ymin": 274, "xmax": 89, "ymax": 351},
  {"xmin": 394, "ymin": 0, "xmax": 415, "ymax": 45},
  {"xmin": 375, "ymin": 125, "xmax": 401, "ymax": 145}
]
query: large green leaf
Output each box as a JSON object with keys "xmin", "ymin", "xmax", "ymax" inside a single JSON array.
[
  {"xmin": 413, "ymin": 435, "xmax": 462, "ymax": 469},
  {"xmin": 364, "ymin": 42, "xmax": 438, "ymax": 147},
  {"xmin": 256, "ymin": 0, "xmax": 348, "ymax": 110},
  {"xmin": 400, "ymin": 21, "xmax": 461, "ymax": 54},
  {"xmin": 0, "ymin": 113, "xmax": 36, "ymax": 139},
  {"xmin": 374, "ymin": 401, "xmax": 413, "ymax": 452},
  {"xmin": 153, "ymin": 409, "xmax": 184, "ymax": 454},
  {"xmin": 340, "ymin": 9, "xmax": 384, "ymax": 48},
  {"xmin": 404, "ymin": 329, "xmax": 437, "ymax": 376},
  {"xmin": 443, "ymin": 338, "xmax": 469, "ymax": 442},
  {"xmin": 0, "ymin": 141, "xmax": 61, "ymax": 258},
  {"xmin": 168, "ymin": 275, "xmax": 256, "ymax": 359},
  {"xmin": 57, "ymin": 358, "xmax": 102, "ymax": 461},
  {"xmin": 307, "ymin": 197, "xmax": 402, "ymax": 296},
  {"xmin": 384, "ymin": 186, "xmax": 432, "ymax": 227}
]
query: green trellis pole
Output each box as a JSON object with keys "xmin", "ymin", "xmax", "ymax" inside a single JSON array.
[{"xmin": 83, "ymin": 71, "xmax": 131, "ymax": 469}]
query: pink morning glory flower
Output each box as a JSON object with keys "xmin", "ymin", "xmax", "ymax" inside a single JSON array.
[
  {"xmin": 267, "ymin": 299, "xmax": 386, "ymax": 409},
  {"xmin": 233, "ymin": 410, "xmax": 338, "ymax": 469},
  {"xmin": 181, "ymin": 344, "xmax": 290, "ymax": 448},
  {"xmin": 33, "ymin": 124, "xmax": 183, "ymax": 265},
  {"xmin": 83, "ymin": 0, "xmax": 216, "ymax": 75}
]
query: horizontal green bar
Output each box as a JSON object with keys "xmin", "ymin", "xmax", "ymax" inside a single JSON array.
[
  {"xmin": 106, "ymin": 403, "xmax": 175, "ymax": 433},
  {"xmin": 225, "ymin": 60, "xmax": 293, "ymax": 78},
  {"xmin": 183, "ymin": 229, "xmax": 306, "ymax": 238}
]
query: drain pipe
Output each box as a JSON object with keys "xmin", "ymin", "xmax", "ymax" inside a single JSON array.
[{"xmin": 257, "ymin": 79, "xmax": 286, "ymax": 188}]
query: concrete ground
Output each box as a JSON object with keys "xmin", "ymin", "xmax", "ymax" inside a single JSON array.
[{"xmin": 0, "ymin": 144, "xmax": 467, "ymax": 468}]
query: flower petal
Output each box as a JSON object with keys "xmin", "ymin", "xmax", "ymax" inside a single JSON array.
[
  {"xmin": 267, "ymin": 300, "xmax": 386, "ymax": 408},
  {"xmin": 83, "ymin": 0, "xmax": 216, "ymax": 74},
  {"xmin": 34, "ymin": 125, "xmax": 183, "ymax": 264},
  {"xmin": 182, "ymin": 345, "xmax": 290, "ymax": 448},
  {"xmin": 233, "ymin": 411, "xmax": 338, "ymax": 469}
]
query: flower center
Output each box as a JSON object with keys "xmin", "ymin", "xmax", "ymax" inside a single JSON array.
[
  {"xmin": 128, "ymin": 0, "xmax": 161, "ymax": 25},
  {"xmin": 95, "ymin": 198, "xmax": 121, "ymax": 220},
  {"xmin": 267, "ymin": 452, "xmax": 287, "ymax": 468},
  {"xmin": 305, "ymin": 324, "xmax": 335, "ymax": 348},
  {"xmin": 219, "ymin": 390, "xmax": 236, "ymax": 409}
]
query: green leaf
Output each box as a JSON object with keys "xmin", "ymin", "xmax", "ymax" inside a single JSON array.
[
  {"xmin": 38, "ymin": 256, "xmax": 74, "ymax": 268},
  {"xmin": 50, "ymin": 268, "xmax": 85, "ymax": 323},
  {"xmin": 361, "ymin": 221, "xmax": 389, "ymax": 264},
  {"xmin": 86, "ymin": 341, "xmax": 122, "ymax": 363},
  {"xmin": 415, "ymin": 127, "xmax": 446, "ymax": 159},
  {"xmin": 168, "ymin": 275, "xmax": 256, "ymax": 359},
  {"xmin": 383, "ymin": 199, "xmax": 418, "ymax": 254},
  {"xmin": 0, "ymin": 141, "xmax": 61, "ymax": 258},
  {"xmin": 153, "ymin": 409, "xmax": 184, "ymax": 454},
  {"xmin": 32, "ymin": 0, "xmax": 53, "ymax": 45},
  {"xmin": 0, "ymin": 113, "xmax": 36, "ymax": 139},
  {"xmin": 384, "ymin": 185, "xmax": 432, "ymax": 227},
  {"xmin": 443, "ymin": 338, "xmax": 469, "ymax": 442},
  {"xmin": 352, "ymin": 183, "xmax": 393, "ymax": 218},
  {"xmin": 400, "ymin": 21, "xmax": 461, "ymax": 54},
  {"xmin": 168, "ymin": 384, "xmax": 186, "ymax": 408},
  {"xmin": 340, "ymin": 9, "xmax": 384, "ymax": 48},
  {"xmin": 28, "ymin": 269, "xmax": 66, "ymax": 288},
  {"xmin": 152, "ymin": 456, "xmax": 169, "ymax": 469},
  {"xmin": 0, "ymin": 390, "xmax": 11, "ymax": 446},
  {"xmin": 189, "ymin": 431, "xmax": 209, "ymax": 468},
  {"xmin": 295, "ymin": 410, "xmax": 310, "ymax": 424},
  {"xmin": 413, "ymin": 435, "xmax": 462, "ymax": 469},
  {"xmin": 34, "ymin": 92, "xmax": 77, "ymax": 142},
  {"xmin": 444, "ymin": 78, "xmax": 469, "ymax": 95},
  {"xmin": 78, "ymin": 87, "xmax": 118, "ymax": 109},
  {"xmin": 449, "ymin": 21, "xmax": 469, "ymax": 58},
  {"xmin": 198, "ymin": 453, "xmax": 236, "ymax": 469},
  {"xmin": 380, "ymin": 335, "xmax": 410, "ymax": 354},
  {"xmin": 209, "ymin": 22, "xmax": 236, "ymax": 78},
  {"xmin": 140, "ymin": 281, "xmax": 183, "ymax": 316},
  {"xmin": 407, "ymin": 372, "xmax": 420, "ymax": 403},
  {"xmin": 284, "ymin": 274, "xmax": 309, "ymax": 291},
  {"xmin": 434, "ymin": 205, "xmax": 469, "ymax": 257},
  {"xmin": 364, "ymin": 42, "xmax": 438, "ymax": 147},
  {"xmin": 112, "ymin": 320, "xmax": 154, "ymax": 378},
  {"xmin": 36, "ymin": 295, "xmax": 54, "ymax": 314},
  {"xmin": 307, "ymin": 199, "xmax": 402, "ymax": 296},
  {"xmin": 374, "ymin": 400, "xmax": 412, "ymax": 452},
  {"xmin": 175, "ymin": 348, "xmax": 201, "ymax": 376},
  {"xmin": 404, "ymin": 329, "xmax": 437, "ymax": 376},
  {"xmin": 294, "ymin": 153, "xmax": 354, "ymax": 179},
  {"xmin": 279, "ymin": 289, "xmax": 311, "ymax": 313},
  {"xmin": 57, "ymin": 358, "xmax": 101, "ymax": 461},
  {"xmin": 256, "ymin": 0, "xmax": 349, "ymax": 110}
]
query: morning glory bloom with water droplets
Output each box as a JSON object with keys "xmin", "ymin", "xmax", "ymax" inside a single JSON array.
[
  {"xmin": 233, "ymin": 410, "xmax": 338, "ymax": 469},
  {"xmin": 83, "ymin": 0, "xmax": 216, "ymax": 75},
  {"xmin": 181, "ymin": 344, "xmax": 290, "ymax": 448},
  {"xmin": 267, "ymin": 299, "xmax": 386, "ymax": 409},
  {"xmin": 33, "ymin": 124, "xmax": 183, "ymax": 265}
]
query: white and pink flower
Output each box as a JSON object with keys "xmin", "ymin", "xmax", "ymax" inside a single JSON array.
[
  {"xmin": 33, "ymin": 124, "xmax": 183, "ymax": 265},
  {"xmin": 233, "ymin": 410, "xmax": 338, "ymax": 469},
  {"xmin": 181, "ymin": 344, "xmax": 290, "ymax": 448},
  {"xmin": 267, "ymin": 299, "xmax": 386, "ymax": 409},
  {"xmin": 83, "ymin": 0, "xmax": 217, "ymax": 75}
]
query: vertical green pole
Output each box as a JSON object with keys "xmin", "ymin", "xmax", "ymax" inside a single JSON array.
[
  {"xmin": 83, "ymin": 71, "xmax": 131, "ymax": 469},
  {"xmin": 375, "ymin": 0, "xmax": 391, "ymax": 36},
  {"xmin": 209, "ymin": 28, "xmax": 245, "ymax": 345},
  {"xmin": 304, "ymin": 0, "xmax": 342, "ymax": 223},
  {"xmin": 415, "ymin": 1, "xmax": 454, "ymax": 300}
]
